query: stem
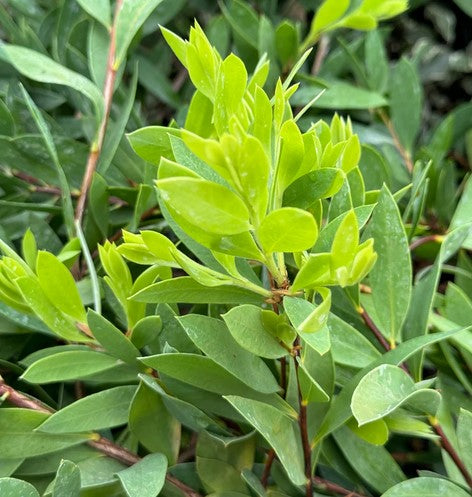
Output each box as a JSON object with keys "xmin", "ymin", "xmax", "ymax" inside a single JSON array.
[
  {"xmin": 378, "ymin": 109, "xmax": 414, "ymax": 174},
  {"xmin": 429, "ymin": 417, "xmax": 472, "ymax": 489},
  {"xmin": 358, "ymin": 306, "xmax": 390, "ymax": 351},
  {"xmin": 74, "ymin": 0, "xmax": 123, "ymax": 225},
  {"xmin": 409, "ymin": 234, "xmax": 443, "ymax": 251},
  {"xmin": 0, "ymin": 379, "xmax": 202, "ymax": 497},
  {"xmin": 358, "ymin": 306, "xmax": 410, "ymax": 374},
  {"xmin": 294, "ymin": 339, "xmax": 313, "ymax": 496},
  {"xmin": 313, "ymin": 476, "xmax": 367, "ymax": 497},
  {"xmin": 311, "ymin": 35, "xmax": 330, "ymax": 76},
  {"xmin": 261, "ymin": 449, "xmax": 276, "ymax": 487}
]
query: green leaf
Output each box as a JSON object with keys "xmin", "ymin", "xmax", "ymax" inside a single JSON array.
[
  {"xmin": 141, "ymin": 353, "xmax": 266, "ymax": 396},
  {"xmin": 351, "ymin": 364, "xmax": 440, "ymax": 425},
  {"xmin": 114, "ymin": 0, "xmax": 165, "ymax": 68},
  {"xmin": 365, "ymin": 186, "xmax": 411, "ymax": 344},
  {"xmin": 0, "ymin": 409, "xmax": 88, "ymax": 459},
  {"xmin": 333, "ymin": 426, "xmax": 405, "ymax": 493},
  {"xmin": 129, "ymin": 381, "xmax": 180, "ymax": 463},
  {"xmin": 225, "ymin": 396, "xmax": 306, "ymax": 486},
  {"xmin": 52, "ymin": 460, "xmax": 81, "ymax": 497},
  {"xmin": 178, "ymin": 314, "xmax": 279, "ymax": 394},
  {"xmin": 157, "ymin": 177, "xmax": 251, "ymax": 235},
  {"xmin": 457, "ymin": 409, "xmax": 472, "ymax": 474},
  {"xmin": 131, "ymin": 277, "xmax": 267, "ymax": 304},
  {"xmin": 116, "ymin": 453, "xmax": 167, "ymax": 497},
  {"xmin": 87, "ymin": 310, "xmax": 140, "ymax": 364},
  {"xmin": 0, "ymin": 478, "xmax": 39, "ymax": 497},
  {"xmin": 21, "ymin": 350, "xmax": 120, "ymax": 384},
  {"xmin": 389, "ymin": 57, "xmax": 422, "ymax": 153},
  {"xmin": 0, "ymin": 45, "xmax": 103, "ymax": 121},
  {"xmin": 36, "ymin": 251, "xmax": 86, "ymax": 323},
  {"xmin": 291, "ymin": 81, "xmax": 387, "ymax": 110},
  {"xmin": 15, "ymin": 277, "xmax": 88, "ymax": 342},
  {"xmin": 20, "ymin": 86, "xmax": 75, "ymax": 239},
  {"xmin": 77, "ymin": 0, "xmax": 111, "ymax": 28},
  {"xmin": 315, "ymin": 328, "xmax": 462, "ymax": 442},
  {"xmin": 222, "ymin": 305, "xmax": 287, "ymax": 359},
  {"xmin": 365, "ymin": 30, "xmax": 388, "ymax": 93},
  {"xmin": 127, "ymin": 126, "xmax": 179, "ymax": 164},
  {"xmin": 257, "ymin": 208, "xmax": 318, "ymax": 253},
  {"xmin": 381, "ymin": 477, "xmax": 471, "ymax": 497},
  {"xmin": 329, "ymin": 314, "xmax": 381, "ymax": 367},
  {"xmin": 37, "ymin": 386, "xmax": 137, "ymax": 433}
]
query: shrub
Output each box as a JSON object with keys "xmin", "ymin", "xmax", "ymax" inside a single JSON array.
[{"xmin": 0, "ymin": 1, "xmax": 471, "ymax": 496}]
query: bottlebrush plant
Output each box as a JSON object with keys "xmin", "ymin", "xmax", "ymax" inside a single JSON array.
[{"xmin": 0, "ymin": 8, "xmax": 472, "ymax": 497}]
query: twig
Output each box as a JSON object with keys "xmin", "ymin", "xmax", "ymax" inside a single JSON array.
[
  {"xmin": 358, "ymin": 306, "xmax": 390, "ymax": 351},
  {"xmin": 75, "ymin": 0, "xmax": 123, "ymax": 224},
  {"xmin": 409, "ymin": 234, "xmax": 443, "ymax": 251},
  {"xmin": 358, "ymin": 307, "xmax": 410, "ymax": 374},
  {"xmin": 311, "ymin": 35, "xmax": 330, "ymax": 76},
  {"xmin": 294, "ymin": 338, "xmax": 313, "ymax": 497},
  {"xmin": 378, "ymin": 109, "xmax": 414, "ymax": 174},
  {"xmin": 430, "ymin": 418, "xmax": 472, "ymax": 489},
  {"xmin": 261, "ymin": 449, "xmax": 276, "ymax": 488},
  {"xmin": 0, "ymin": 379, "xmax": 203, "ymax": 497},
  {"xmin": 313, "ymin": 476, "xmax": 367, "ymax": 497}
]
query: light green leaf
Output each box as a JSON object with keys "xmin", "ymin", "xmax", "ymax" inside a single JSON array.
[
  {"xmin": 21, "ymin": 350, "xmax": 120, "ymax": 384},
  {"xmin": 15, "ymin": 277, "xmax": 89, "ymax": 342},
  {"xmin": 131, "ymin": 277, "xmax": 267, "ymax": 304},
  {"xmin": 351, "ymin": 365, "xmax": 440, "ymax": 426},
  {"xmin": 366, "ymin": 186, "xmax": 411, "ymax": 344},
  {"xmin": 310, "ymin": 0, "xmax": 349, "ymax": 38},
  {"xmin": 87, "ymin": 310, "xmax": 140, "ymax": 364},
  {"xmin": 37, "ymin": 386, "xmax": 137, "ymax": 433},
  {"xmin": 0, "ymin": 478, "xmax": 39, "ymax": 497},
  {"xmin": 178, "ymin": 314, "xmax": 279, "ymax": 394},
  {"xmin": 157, "ymin": 177, "xmax": 251, "ymax": 235},
  {"xmin": 225, "ymin": 396, "xmax": 306, "ymax": 486},
  {"xmin": 284, "ymin": 293, "xmax": 331, "ymax": 335},
  {"xmin": 257, "ymin": 208, "xmax": 318, "ymax": 253},
  {"xmin": 222, "ymin": 305, "xmax": 287, "ymax": 359},
  {"xmin": 52, "ymin": 460, "xmax": 81, "ymax": 497},
  {"xmin": 116, "ymin": 453, "xmax": 167, "ymax": 497},
  {"xmin": 127, "ymin": 126, "xmax": 179, "ymax": 165},
  {"xmin": 36, "ymin": 251, "xmax": 86, "ymax": 323},
  {"xmin": 381, "ymin": 477, "xmax": 471, "ymax": 497},
  {"xmin": 114, "ymin": 0, "xmax": 165, "ymax": 68},
  {"xmin": 77, "ymin": 0, "xmax": 111, "ymax": 28},
  {"xmin": 0, "ymin": 45, "xmax": 103, "ymax": 121}
]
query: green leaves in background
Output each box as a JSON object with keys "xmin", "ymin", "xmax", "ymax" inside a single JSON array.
[
  {"xmin": 116, "ymin": 453, "xmax": 167, "ymax": 497},
  {"xmin": 365, "ymin": 186, "xmax": 411, "ymax": 344}
]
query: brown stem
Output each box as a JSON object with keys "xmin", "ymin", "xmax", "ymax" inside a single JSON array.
[
  {"xmin": 358, "ymin": 307, "xmax": 410, "ymax": 374},
  {"xmin": 378, "ymin": 109, "xmax": 414, "ymax": 174},
  {"xmin": 409, "ymin": 234, "xmax": 443, "ymax": 251},
  {"xmin": 261, "ymin": 449, "xmax": 276, "ymax": 488},
  {"xmin": 311, "ymin": 35, "xmax": 330, "ymax": 76},
  {"xmin": 74, "ymin": 0, "xmax": 123, "ymax": 225},
  {"xmin": 0, "ymin": 380, "xmax": 202, "ymax": 497},
  {"xmin": 294, "ymin": 339, "xmax": 313, "ymax": 496},
  {"xmin": 358, "ymin": 306, "xmax": 390, "ymax": 351},
  {"xmin": 313, "ymin": 476, "xmax": 367, "ymax": 497},
  {"xmin": 430, "ymin": 419, "xmax": 472, "ymax": 489}
]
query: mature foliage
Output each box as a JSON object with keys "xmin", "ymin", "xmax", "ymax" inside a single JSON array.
[{"xmin": 0, "ymin": 1, "xmax": 471, "ymax": 497}]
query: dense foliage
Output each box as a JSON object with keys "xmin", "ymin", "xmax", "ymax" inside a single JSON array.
[{"xmin": 0, "ymin": 1, "xmax": 471, "ymax": 496}]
